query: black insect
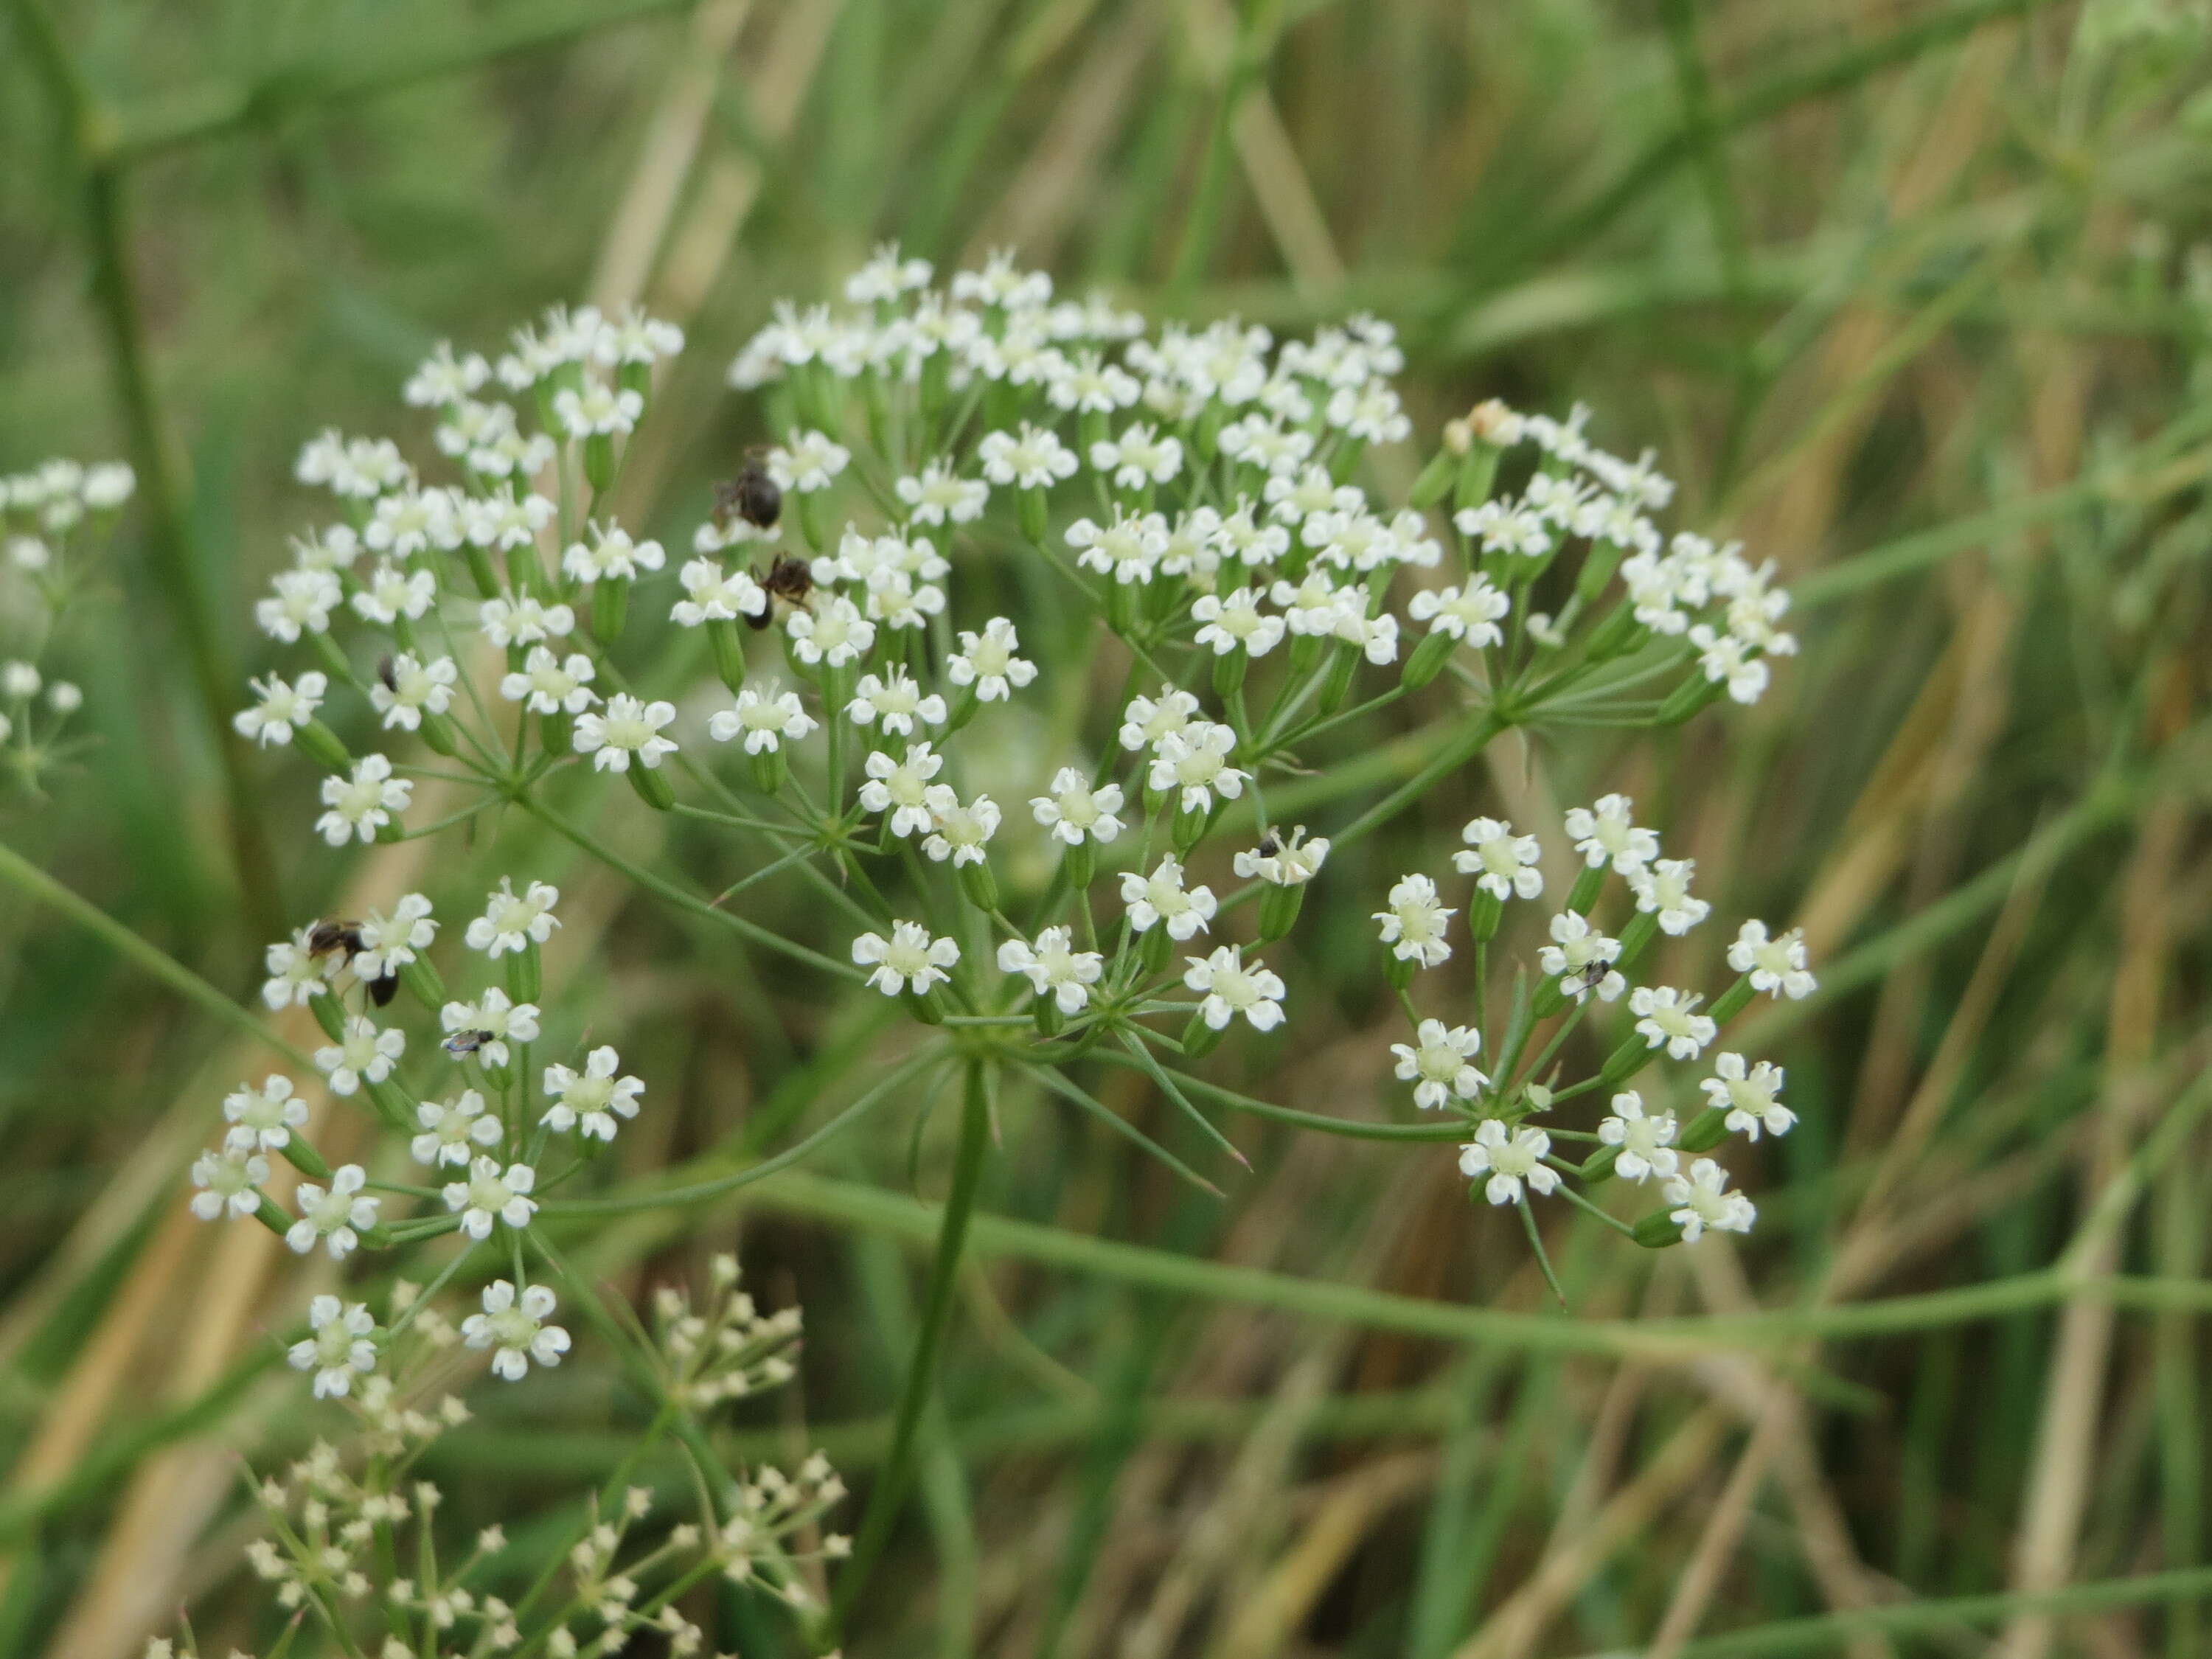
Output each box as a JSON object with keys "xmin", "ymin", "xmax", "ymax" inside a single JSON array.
[
  {"xmin": 715, "ymin": 458, "xmax": 782, "ymax": 532},
  {"xmin": 306, "ymin": 917, "xmax": 397, "ymax": 1006},
  {"xmin": 442, "ymin": 1029, "xmax": 498, "ymax": 1059},
  {"xmin": 750, "ymin": 552, "xmax": 815, "ymax": 630},
  {"xmin": 375, "ymin": 653, "xmax": 399, "ymax": 695},
  {"xmin": 1256, "ymin": 830, "xmax": 1282, "ymax": 859}
]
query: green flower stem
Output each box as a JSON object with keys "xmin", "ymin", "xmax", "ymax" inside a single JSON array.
[
  {"xmin": 1080, "ymin": 1048, "xmax": 1472, "ymax": 1141},
  {"xmin": 831, "ymin": 1060, "xmax": 993, "ymax": 1630},
  {"xmin": 0, "ymin": 837, "xmax": 316, "ymax": 1070}
]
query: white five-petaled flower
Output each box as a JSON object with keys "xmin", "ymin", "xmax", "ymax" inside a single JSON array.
[
  {"xmin": 1089, "ymin": 422, "xmax": 1183, "ymax": 488},
  {"xmin": 1538, "ymin": 911, "xmax": 1625, "ymax": 1001},
  {"xmin": 860, "ymin": 743, "xmax": 945, "ymax": 837},
  {"xmin": 1234, "ymin": 825, "xmax": 1329, "ymax": 886},
  {"xmin": 500, "ymin": 647, "xmax": 599, "ymax": 715},
  {"xmin": 1192, "ymin": 588, "xmax": 1286, "ymax": 657},
  {"xmin": 1032, "ymin": 767, "xmax": 1126, "ymax": 846},
  {"xmin": 767, "ymin": 429, "xmax": 849, "ymax": 492},
  {"xmin": 234, "ymin": 672, "xmax": 326, "ymax": 746},
  {"xmin": 1148, "ymin": 722, "xmax": 1247, "ymax": 814},
  {"xmin": 1374, "ymin": 874, "xmax": 1455, "ymax": 969},
  {"xmin": 1629, "ymin": 986, "xmax": 1717, "ymax": 1060},
  {"xmin": 463, "ymin": 1281, "xmax": 571, "ymax": 1381},
  {"xmin": 222, "ymin": 1075, "xmax": 309, "ymax": 1152},
  {"xmin": 445, "ymin": 1157, "xmax": 540, "ymax": 1239},
  {"xmin": 786, "ymin": 594, "xmax": 876, "ymax": 667},
  {"xmin": 922, "ymin": 787, "xmax": 1001, "ymax": 865},
  {"xmin": 285, "ymin": 1164, "xmax": 378, "ymax": 1259},
  {"xmin": 1688, "ymin": 622, "xmax": 1782, "ymax": 704},
  {"xmin": 671, "ymin": 557, "xmax": 768, "ymax": 626},
  {"xmin": 541, "ymin": 1046, "xmax": 645, "ymax": 1141},
  {"xmin": 709, "ymin": 683, "xmax": 816, "ymax": 753},
  {"xmin": 1664, "ymin": 1158, "xmax": 1756, "ymax": 1241},
  {"xmin": 998, "ymin": 928, "xmax": 1105, "ymax": 1014},
  {"xmin": 896, "ymin": 462, "xmax": 990, "ymax": 525},
  {"xmin": 257, "ymin": 568, "xmax": 341, "ymax": 641},
  {"xmin": 978, "ymin": 423, "xmax": 1078, "ymax": 490},
  {"xmin": 553, "ymin": 380, "xmax": 644, "ymax": 438},
  {"xmin": 1407, "ymin": 579, "xmax": 1509, "ymax": 645},
  {"xmin": 466, "ymin": 878, "xmax": 561, "ymax": 956},
  {"xmin": 846, "ymin": 667, "xmax": 947, "ymax": 736},
  {"xmin": 852, "ymin": 921, "xmax": 961, "ymax": 998},
  {"xmin": 349, "ymin": 560, "xmax": 437, "ymax": 625},
  {"xmin": 190, "ymin": 1141, "xmax": 268, "ymax": 1220},
  {"xmin": 316, "ymin": 754, "xmax": 411, "ymax": 846},
  {"xmin": 563, "ymin": 524, "xmax": 665, "ymax": 584},
  {"xmin": 1183, "ymin": 946, "xmax": 1286, "ymax": 1032},
  {"xmin": 314, "ymin": 1015, "xmax": 406, "ymax": 1096},
  {"xmin": 1119, "ymin": 686, "xmax": 1200, "ymax": 754},
  {"xmin": 1120, "ymin": 855, "xmax": 1217, "ymax": 939},
  {"xmin": 947, "ymin": 618, "xmax": 1035, "ymax": 700},
  {"xmin": 1565, "ymin": 793, "xmax": 1660, "ymax": 873},
  {"xmin": 439, "ymin": 987, "xmax": 540, "ymax": 1068},
  {"xmin": 1068, "ymin": 511, "xmax": 1169, "ymax": 585},
  {"xmin": 369, "ymin": 653, "xmax": 459, "ymax": 730},
  {"xmin": 262, "ymin": 927, "xmax": 336, "ymax": 1009},
  {"xmin": 411, "ymin": 1089, "xmax": 504, "ymax": 1167},
  {"xmin": 1391, "ymin": 1020, "xmax": 1486, "ymax": 1110},
  {"xmin": 1728, "ymin": 920, "xmax": 1817, "ymax": 1000},
  {"xmin": 352, "ymin": 893, "xmax": 437, "ymax": 979},
  {"xmin": 289, "ymin": 1296, "xmax": 379, "ymax": 1398},
  {"xmin": 1627, "ymin": 857, "xmax": 1710, "ymax": 935},
  {"xmin": 572, "ymin": 693, "xmax": 678, "ymax": 772},
  {"xmin": 478, "ymin": 594, "xmax": 576, "ymax": 650},
  {"xmin": 1597, "ymin": 1091, "xmax": 1679, "ymax": 1182},
  {"xmin": 1702, "ymin": 1054, "xmax": 1795, "ymax": 1141},
  {"xmin": 1458, "ymin": 1121, "xmax": 1558, "ymax": 1206},
  {"xmin": 1453, "ymin": 817, "xmax": 1543, "ymax": 901}
]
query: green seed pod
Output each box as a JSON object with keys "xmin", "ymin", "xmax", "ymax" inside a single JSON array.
[
  {"xmin": 1677, "ymin": 1105, "xmax": 1731, "ymax": 1153},
  {"xmin": 1400, "ymin": 626, "xmax": 1456, "ymax": 691},
  {"xmin": 1255, "ymin": 880, "xmax": 1305, "ymax": 943},
  {"xmin": 1182, "ymin": 1011, "xmax": 1226, "ymax": 1060},
  {"xmin": 1633, "ymin": 1211, "xmax": 1686, "ymax": 1249},
  {"xmin": 297, "ymin": 720, "xmax": 352, "ymax": 771},
  {"xmin": 628, "ymin": 762, "xmax": 675, "ymax": 812}
]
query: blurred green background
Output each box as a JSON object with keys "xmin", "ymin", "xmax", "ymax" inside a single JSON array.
[{"xmin": 4, "ymin": 1, "xmax": 2212, "ymax": 1655}]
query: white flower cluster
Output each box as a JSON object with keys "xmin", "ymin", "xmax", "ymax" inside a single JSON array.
[{"xmin": 0, "ymin": 457, "xmax": 129, "ymax": 786}]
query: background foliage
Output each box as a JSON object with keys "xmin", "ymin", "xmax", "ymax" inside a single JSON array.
[{"xmin": 4, "ymin": 0, "xmax": 2212, "ymax": 1655}]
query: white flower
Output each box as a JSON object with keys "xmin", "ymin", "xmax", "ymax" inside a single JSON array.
[
  {"xmin": 998, "ymin": 928, "xmax": 1105, "ymax": 1014},
  {"xmin": 766, "ymin": 429, "xmax": 849, "ymax": 493},
  {"xmin": 573, "ymin": 693, "xmax": 678, "ymax": 772},
  {"xmin": 1627, "ymin": 858, "xmax": 1710, "ymax": 935},
  {"xmin": 1688, "ymin": 622, "xmax": 1773, "ymax": 704},
  {"xmin": 190, "ymin": 1141, "xmax": 268, "ymax": 1220},
  {"xmin": 285, "ymin": 1164, "xmax": 378, "ymax": 1259},
  {"xmin": 1374, "ymin": 873, "xmax": 1455, "ymax": 968},
  {"xmin": 463, "ymin": 1281, "xmax": 571, "ymax": 1381},
  {"xmin": 1192, "ymin": 588, "xmax": 1286, "ymax": 657},
  {"xmin": 1332, "ymin": 605, "xmax": 1401, "ymax": 665},
  {"xmin": 466, "ymin": 878, "xmax": 561, "ymax": 956},
  {"xmin": 1047, "ymin": 351, "xmax": 1140, "ymax": 414},
  {"xmin": 1183, "ymin": 946, "xmax": 1286, "ymax": 1031},
  {"xmin": 405, "ymin": 341, "xmax": 490, "ymax": 406},
  {"xmin": 1148, "ymin": 721, "xmax": 1246, "ymax": 814},
  {"xmin": 256, "ymin": 568, "xmax": 342, "ymax": 641},
  {"xmin": 1234, "ymin": 825, "xmax": 1329, "ymax": 885},
  {"xmin": 1664, "ymin": 1158, "xmax": 1756, "ymax": 1241},
  {"xmin": 1458, "ymin": 1120, "xmax": 1558, "ymax": 1206},
  {"xmin": 849, "ymin": 240, "xmax": 935, "ymax": 301},
  {"xmin": 439, "ymin": 987, "xmax": 540, "ymax": 1068},
  {"xmin": 553, "ymin": 381, "xmax": 644, "ymax": 438},
  {"xmin": 479, "ymin": 593, "xmax": 576, "ymax": 649},
  {"xmin": 1728, "ymin": 920, "xmax": 1817, "ymax": 1000},
  {"xmin": 289, "ymin": 1297, "xmax": 380, "ymax": 1399},
  {"xmin": 1120, "ymin": 855, "xmax": 1217, "ymax": 940},
  {"xmin": 222, "ymin": 1075, "xmax": 309, "ymax": 1152},
  {"xmin": 349, "ymin": 560, "xmax": 437, "ymax": 625},
  {"xmin": 852, "ymin": 921, "xmax": 961, "ymax": 997},
  {"xmin": 846, "ymin": 667, "xmax": 946, "ymax": 736},
  {"xmin": 47, "ymin": 681, "xmax": 80, "ymax": 714},
  {"xmin": 352, "ymin": 893, "xmax": 437, "ymax": 978},
  {"xmin": 1407, "ymin": 578, "xmax": 1509, "ymax": 645},
  {"xmin": 1032, "ymin": 766, "xmax": 1125, "ymax": 845},
  {"xmin": 671, "ymin": 557, "xmax": 768, "ymax": 626},
  {"xmin": 1068, "ymin": 511, "xmax": 1169, "ymax": 585},
  {"xmin": 1270, "ymin": 568, "xmax": 1358, "ymax": 639},
  {"xmin": 315, "ymin": 1015, "xmax": 406, "ymax": 1096},
  {"xmin": 1453, "ymin": 817, "xmax": 1543, "ymax": 901},
  {"xmin": 369, "ymin": 653, "xmax": 459, "ymax": 730},
  {"xmin": 1596, "ymin": 1091, "xmax": 1679, "ymax": 1182},
  {"xmin": 411, "ymin": 1089, "xmax": 504, "ymax": 1166},
  {"xmin": 710, "ymin": 682, "xmax": 815, "ymax": 753},
  {"xmin": 1537, "ymin": 911, "xmax": 1625, "ymax": 1001},
  {"xmin": 1564, "ymin": 794, "xmax": 1659, "ymax": 874},
  {"xmin": 563, "ymin": 524, "xmax": 665, "ymax": 584},
  {"xmin": 1629, "ymin": 986, "xmax": 1717, "ymax": 1060},
  {"xmin": 1391, "ymin": 1020, "xmax": 1486, "ymax": 1110},
  {"xmin": 234, "ymin": 672, "xmax": 326, "ymax": 746},
  {"xmin": 921, "ymin": 787, "xmax": 1001, "ymax": 866},
  {"xmin": 977, "ymin": 423, "xmax": 1078, "ymax": 490},
  {"xmin": 316, "ymin": 754, "xmax": 411, "ymax": 846},
  {"xmin": 262, "ymin": 927, "xmax": 335, "ymax": 1009},
  {"xmin": 896, "ymin": 462, "xmax": 988, "ymax": 525},
  {"xmin": 501, "ymin": 647, "xmax": 599, "ymax": 715},
  {"xmin": 1089, "ymin": 422, "xmax": 1183, "ymax": 489},
  {"xmin": 860, "ymin": 743, "xmax": 945, "ymax": 837},
  {"xmin": 785, "ymin": 594, "xmax": 876, "ymax": 667},
  {"xmin": 1702, "ymin": 1054, "xmax": 1795, "ymax": 1141},
  {"xmin": 444, "ymin": 1158, "xmax": 540, "ymax": 1239},
  {"xmin": 947, "ymin": 617, "xmax": 1035, "ymax": 701},
  {"xmin": 1118, "ymin": 686, "xmax": 1200, "ymax": 753},
  {"xmin": 542, "ymin": 1046, "xmax": 645, "ymax": 1141}
]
